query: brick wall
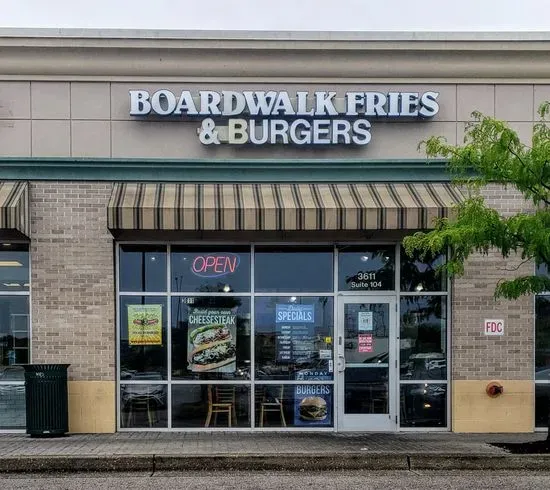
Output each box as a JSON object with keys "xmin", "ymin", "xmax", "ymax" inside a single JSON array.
[
  {"xmin": 452, "ymin": 184, "xmax": 535, "ymax": 380},
  {"xmin": 30, "ymin": 182, "xmax": 115, "ymax": 381}
]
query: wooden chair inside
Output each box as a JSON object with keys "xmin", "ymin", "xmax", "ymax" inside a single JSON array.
[
  {"xmin": 258, "ymin": 385, "xmax": 286, "ymax": 427},
  {"xmin": 125, "ymin": 395, "xmax": 158, "ymax": 428},
  {"xmin": 204, "ymin": 385, "xmax": 237, "ymax": 427}
]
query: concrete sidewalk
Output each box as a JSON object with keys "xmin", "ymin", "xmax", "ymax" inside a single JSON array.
[{"xmin": 0, "ymin": 432, "xmax": 548, "ymax": 472}]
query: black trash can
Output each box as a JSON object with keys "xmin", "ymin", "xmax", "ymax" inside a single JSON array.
[{"xmin": 23, "ymin": 364, "xmax": 70, "ymax": 437}]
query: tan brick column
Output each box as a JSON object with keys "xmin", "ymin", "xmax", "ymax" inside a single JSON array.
[
  {"xmin": 30, "ymin": 182, "xmax": 116, "ymax": 433},
  {"xmin": 452, "ymin": 185, "xmax": 535, "ymax": 432}
]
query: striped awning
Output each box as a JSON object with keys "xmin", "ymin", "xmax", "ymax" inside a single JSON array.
[
  {"xmin": 0, "ymin": 182, "xmax": 29, "ymax": 237},
  {"xmin": 107, "ymin": 183, "xmax": 464, "ymax": 232}
]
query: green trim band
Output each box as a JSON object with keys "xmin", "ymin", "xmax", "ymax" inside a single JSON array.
[{"xmin": 0, "ymin": 158, "xmax": 450, "ymax": 182}]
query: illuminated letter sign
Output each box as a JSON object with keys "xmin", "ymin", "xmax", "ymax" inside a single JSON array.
[
  {"xmin": 191, "ymin": 253, "xmax": 240, "ymax": 278},
  {"xmin": 129, "ymin": 89, "xmax": 440, "ymax": 147}
]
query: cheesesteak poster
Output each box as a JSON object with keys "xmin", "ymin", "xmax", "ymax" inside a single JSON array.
[{"xmin": 187, "ymin": 307, "xmax": 237, "ymax": 373}]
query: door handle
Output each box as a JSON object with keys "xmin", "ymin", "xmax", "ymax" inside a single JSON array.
[{"xmin": 337, "ymin": 355, "xmax": 346, "ymax": 373}]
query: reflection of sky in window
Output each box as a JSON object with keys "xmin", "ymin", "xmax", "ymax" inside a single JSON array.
[
  {"xmin": 401, "ymin": 296, "xmax": 445, "ymax": 325},
  {"xmin": 537, "ymin": 263, "xmax": 550, "ymax": 279},
  {"xmin": 338, "ymin": 247, "xmax": 394, "ymax": 290},
  {"xmin": 255, "ymin": 250, "xmax": 333, "ymax": 292},
  {"xmin": 119, "ymin": 246, "xmax": 166, "ymax": 292}
]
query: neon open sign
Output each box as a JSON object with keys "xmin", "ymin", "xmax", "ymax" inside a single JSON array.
[{"xmin": 191, "ymin": 254, "xmax": 240, "ymax": 278}]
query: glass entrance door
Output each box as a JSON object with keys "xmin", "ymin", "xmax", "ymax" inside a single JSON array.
[{"xmin": 337, "ymin": 296, "xmax": 397, "ymax": 431}]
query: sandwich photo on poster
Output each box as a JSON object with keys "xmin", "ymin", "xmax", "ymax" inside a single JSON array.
[
  {"xmin": 294, "ymin": 384, "xmax": 332, "ymax": 426},
  {"xmin": 128, "ymin": 304, "xmax": 163, "ymax": 346},
  {"xmin": 187, "ymin": 307, "xmax": 237, "ymax": 373}
]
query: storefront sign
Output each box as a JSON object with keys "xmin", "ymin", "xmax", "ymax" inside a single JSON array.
[
  {"xmin": 294, "ymin": 384, "xmax": 332, "ymax": 426},
  {"xmin": 484, "ymin": 319, "xmax": 504, "ymax": 336},
  {"xmin": 128, "ymin": 304, "xmax": 162, "ymax": 345},
  {"xmin": 129, "ymin": 89, "xmax": 440, "ymax": 146},
  {"xmin": 187, "ymin": 308, "xmax": 237, "ymax": 372},
  {"xmin": 358, "ymin": 334, "xmax": 374, "ymax": 353},
  {"xmin": 190, "ymin": 253, "xmax": 240, "ymax": 278}
]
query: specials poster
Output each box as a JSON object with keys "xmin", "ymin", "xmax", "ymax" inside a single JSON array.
[{"xmin": 187, "ymin": 308, "xmax": 237, "ymax": 373}]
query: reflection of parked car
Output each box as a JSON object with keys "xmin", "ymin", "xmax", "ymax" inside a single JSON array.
[
  {"xmin": 427, "ymin": 359, "xmax": 446, "ymax": 370},
  {"xmin": 401, "ymin": 353, "xmax": 446, "ymax": 379},
  {"xmin": 535, "ymin": 367, "xmax": 550, "ymax": 381},
  {"xmin": 0, "ymin": 383, "xmax": 26, "ymax": 429},
  {"xmin": 363, "ymin": 352, "xmax": 389, "ymax": 365}
]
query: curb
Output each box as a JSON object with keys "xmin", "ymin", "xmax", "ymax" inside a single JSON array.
[{"xmin": 1, "ymin": 453, "xmax": 550, "ymax": 473}]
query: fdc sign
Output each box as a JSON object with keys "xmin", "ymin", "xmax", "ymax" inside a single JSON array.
[{"xmin": 484, "ymin": 319, "xmax": 504, "ymax": 336}]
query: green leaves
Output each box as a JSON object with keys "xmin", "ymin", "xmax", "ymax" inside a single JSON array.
[{"xmin": 408, "ymin": 103, "xmax": 550, "ymax": 299}]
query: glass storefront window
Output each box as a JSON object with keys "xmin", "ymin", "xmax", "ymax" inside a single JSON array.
[
  {"xmin": 119, "ymin": 245, "xmax": 167, "ymax": 292},
  {"xmin": 345, "ymin": 368, "xmax": 388, "ymax": 414},
  {"xmin": 172, "ymin": 384, "xmax": 250, "ymax": 428},
  {"xmin": 116, "ymin": 243, "xmax": 449, "ymax": 430},
  {"xmin": 120, "ymin": 384, "xmax": 167, "ymax": 429},
  {"xmin": 535, "ymin": 263, "xmax": 550, "ymax": 422},
  {"xmin": 0, "ymin": 244, "xmax": 30, "ymax": 430},
  {"xmin": 400, "ymin": 248, "xmax": 446, "ymax": 292},
  {"xmin": 254, "ymin": 296, "xmax": 334, "ymax": 381},
  {"xmin": 536, "ymin": 263, "xmax": 549, "ymax": 279},
  {"xmin": 535, "ymin": 296, "xmax": 550, "ymax": 380},
  {"xmin": 0, "ymin": 244, "xmax": 30, "ymax": 292},
  {"xmin": 254, "ymin": 247, "xmax": 333, "ymax": 293},
  {"xmin": 254, "ymin": 383, "xmax": 333, "ymax": 428},
  {"xmin": 535, "ymin": 384, "xmax": 550, "ymax": 428},
  {"xmin": 119, "ymin": 296, "xmax": 168, "ymax": 380},
  {"xmin": 171, "ymin": 246, "xmax": 250, "ymax": 293},
  {"xmin": 400, "ymin": 296, "xmax": 447, "ymax": 381},
  {"xmin": 400, "ymin": 384, "xmax": 447, "ymax": 427},
  {"xmin": 171, "ymin": 296, "xmax": 251, "ymax": 380},
  {"xmin": 0, "ymin": 296, "xmax": 29, "ymax": 367},
  {"xmin": 338, "ymin": 246, "xmax": 395, "ymax": 291}
]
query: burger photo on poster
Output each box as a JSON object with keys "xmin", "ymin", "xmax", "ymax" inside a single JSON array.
[{"xmin": 299, "ymin": 396, "xmax": 328, "ymax": 421}]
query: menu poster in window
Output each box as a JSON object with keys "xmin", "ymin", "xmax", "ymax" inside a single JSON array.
[
  {"xmin": 128, "ymin": 305, "xmax": 162, "ymax": 346},
  {"xmin": 187, "ymin": 308, "xmax": 237, "ymax": 373},
  {"xmin": 294, "ymin": 384, "xmax": 332, "ymax": 426},
  {"xmin": 358, "ymin": 311, "xmax": 373, "ymax": 331},
  {"xmin": 275, "ymin": 304, "xmax": 315, "ymax": 364}
]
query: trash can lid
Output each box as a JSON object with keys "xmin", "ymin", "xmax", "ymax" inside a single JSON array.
[{"xmin": 22, "ymin": 364, "xmax": 70, "ymax": 372}]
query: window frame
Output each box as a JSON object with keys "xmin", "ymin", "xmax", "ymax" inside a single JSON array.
[
  {"xmin": 115, "ymin": 241, "xmax": 450, "ymax": 432},
  {"xmin": 0, "ymin": 241, "xmax": 31, "ymax": 433},
  {"xmin": 534, "ymin": 262, "xmax": 550, "ymax": 430}
]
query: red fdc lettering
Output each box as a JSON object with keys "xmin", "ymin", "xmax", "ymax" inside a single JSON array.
[{"xmin": 485, "ymin": 320, "xmax": 503, "ymax": 333}]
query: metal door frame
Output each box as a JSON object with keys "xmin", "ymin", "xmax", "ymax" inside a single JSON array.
[{"xmin": 336, "ymin": 294, "xmax": 398, "ymax": 431}]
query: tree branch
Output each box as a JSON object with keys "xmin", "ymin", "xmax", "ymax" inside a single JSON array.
[{"xmin": 508, "ymin": 143, "xmax": 550, "ymax": 204}]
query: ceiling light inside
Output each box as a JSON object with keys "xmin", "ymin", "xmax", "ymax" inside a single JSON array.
[{"xmin": 0, "ymin": 261, "xmax": 23, "ymax": 267}]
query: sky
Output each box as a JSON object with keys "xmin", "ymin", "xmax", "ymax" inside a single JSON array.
[{"xmin": 1, "ymin": 0, "xmax": 550, "ymax": 32}]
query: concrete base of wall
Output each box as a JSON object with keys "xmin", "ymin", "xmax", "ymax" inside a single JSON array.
[
  {"xmin": 452, "ymin": 380, "xmax": 534, "ymax": 433},
  {"xmin": 68, "ymin": 381, "xmax": 115, "ymax": 433}
]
